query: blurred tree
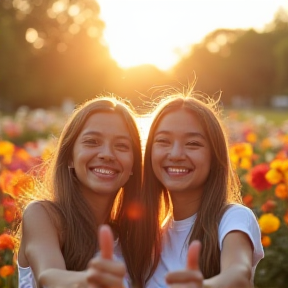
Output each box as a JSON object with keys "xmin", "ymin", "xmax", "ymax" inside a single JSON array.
[
  {"xmin": 172, "ymin": 29, "xmax": 244, "ymax": 104},
  {"xmin": 0, "ymin": 0, "xmax": 121, "ymax": 109}
]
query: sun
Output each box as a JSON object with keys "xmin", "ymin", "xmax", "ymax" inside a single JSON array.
[
  {"xmin": 97, "ymin": 0, "xmax": 204, "ymax": 71},
  {"xmin": 97, "ymin": 0, "xmax": 288, "ymax": 71}
]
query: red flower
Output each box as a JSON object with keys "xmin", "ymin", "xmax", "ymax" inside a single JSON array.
[
  {"xmin": 250, "ymin": 163, "xmax": 272, "ymax": 191},
  {"xmin": 261, "ymin": 200, "xmax": 277, "ymax": 212}
]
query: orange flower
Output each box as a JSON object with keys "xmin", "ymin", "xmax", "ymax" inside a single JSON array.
[
  {"xmin": 0, "ymin": 169, "xmax": 34, "ymax": 198},
  {"xmin": 275, "ymin": 183, "xmax": 288, "ymax": 199},
  {"xmin": 284, "ymin": 211, "xmax": 288, "ymax": 225},
  {"xmin": 0, "ymin": 233, "xmax": 14, "ymax": 250},
  {"xmin": 261, "ymin": 138, "xmax": 272, "ymax": 150},
  {"xmin": 246, "ymin": 132, "xmax": 257, "ymax": 143},
  {"xmin": 0, "ymin": 265, "xmax": 15, "ymax": 277},
  {"xmin": 258, "ymin": 213, "xmax": 281, "ymax": 234},
  {"xmin": 243, "ymin": 195, "xmax": 253, "ymax": 207},
  {"xmin": 4, "ymin": 208, "xmax": 16, "ymax": 223},
  {"xmin": 261, "ymin": 235, "xmax": 271, "ymax": 247}
]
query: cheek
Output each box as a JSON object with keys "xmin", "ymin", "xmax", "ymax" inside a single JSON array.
[{"xmin": 122, "ymin": 153, "xmax": 134, "ymax": 171}]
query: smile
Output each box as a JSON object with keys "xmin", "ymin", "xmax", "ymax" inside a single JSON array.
[
  {"xmin": 165, "ymin": 167, "xmax": 190, "ymax": 174},
  {"xmin": 92, "ymin": 168, "xmax": 116, "ymax": 175}
]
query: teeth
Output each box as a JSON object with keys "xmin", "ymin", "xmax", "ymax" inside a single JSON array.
[
  {"xmin": 93, "ymin": 168, "xmax": 115, "ymax": 175},
  {"xmin": 167, "ymin": 167, "xmax": 189, "ymax": 173}
]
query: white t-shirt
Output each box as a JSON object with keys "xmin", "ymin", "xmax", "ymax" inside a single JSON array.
[{"xmin": 146, "ymin": 204, "xmax": 264, "ymax": 288}]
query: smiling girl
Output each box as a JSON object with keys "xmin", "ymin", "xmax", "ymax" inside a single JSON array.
[
  {"xmin": 16, "ymin": 96, "xmax": 143, "ymax": 288},
  {"xmin": 137, "ymin": 88, "xmax": 264, "ymax": 288}
]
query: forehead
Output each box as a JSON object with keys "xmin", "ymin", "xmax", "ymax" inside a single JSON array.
[
  {"xmin": 155, "ymin": 108, "xmax": 204, "ymax": 134},
  {"xmin": 81, "ymin": 112, "xmax": 130, "ymax": 135}
]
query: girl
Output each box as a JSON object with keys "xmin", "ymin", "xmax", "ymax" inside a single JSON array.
[
  {"xmin": 16, "ymin": 96, "xmax": 143, "ymax": 288},
  {"xmin": 138, "ymin": 88, "xmax": 264, "ymax": 288}
]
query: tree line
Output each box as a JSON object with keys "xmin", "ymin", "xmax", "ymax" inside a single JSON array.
[{"xmin": 1, "ymin": 0, "xmax": 288, "ymax": 112}]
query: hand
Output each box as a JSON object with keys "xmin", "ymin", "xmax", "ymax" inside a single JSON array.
[
  {"xmin": 166, "ymin": 240, "xmax": 204, "ymax": 288},
  {"xmin": 86, "ymin": 225, "xmax": 126, "ymax": 288}
]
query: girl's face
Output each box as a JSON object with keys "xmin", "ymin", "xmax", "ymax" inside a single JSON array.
[
  {"xmin": 72, "ymin": 112, "xmax": 134, "ymax": 199},
  {"xmin": 151, "ymin": 108, "xmax": 212, "ymax": 197}
]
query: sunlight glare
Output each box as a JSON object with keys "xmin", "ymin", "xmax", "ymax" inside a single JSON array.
[{"xmin": 97, "ymin": 0, "xmax": 288, "ymax": 71}]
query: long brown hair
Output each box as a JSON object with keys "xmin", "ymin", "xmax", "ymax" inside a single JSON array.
[
  {"xmin": 137, "ymin": 87, "xmax": 242, "ymax": 283},
  {"xmin": 16, "ymin": 96, "xmax": 143, "ymax": 283}
]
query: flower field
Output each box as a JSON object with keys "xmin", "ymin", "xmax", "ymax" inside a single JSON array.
[{"xmin": 0, "ymin": 107, "xmax": 288, "ymax": 288}]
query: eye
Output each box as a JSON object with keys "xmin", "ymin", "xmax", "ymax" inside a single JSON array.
[
  {"xmin": 154, "ymin": 138, "xmax": 170, "ymax": 144},
  {"xmin": 82, "ymin": 138, "xmax": 99, "ymax": 145},
  {"xmin": 154, "ymin": 138, "xmax": 171, "ymax": 147},
  {"xmin": 186, "ymin": 141, "xmax": 202, "ymax": 147},
  {"xmin": 115, "ymin": 142, "xmax": 131, "ymax": 151}
]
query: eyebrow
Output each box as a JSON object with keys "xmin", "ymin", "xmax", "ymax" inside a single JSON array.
[
  {"xmin": 82, "ymin": 131, "xmax": 132, "ymax": 141},
  {"xmin": 154, "ymin": 130, "xmax": 206, "ymax": 140}
]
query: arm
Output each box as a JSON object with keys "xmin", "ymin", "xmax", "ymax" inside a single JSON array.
[
  {"xmin": 166, "ymin": 231, "xmax": 253, "ymax": 288},
  {"xmin": 19, "ymin": 202, "xmax": 88, "ymax": 287},
  {"xmin": 204, "ymin": 230, "xmax": 253, "ymax": 288},
  {"xmin": 20, "ymin": 203, "xmax": 126, "ymax": 288}
]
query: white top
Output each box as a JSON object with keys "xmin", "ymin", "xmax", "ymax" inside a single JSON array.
[
  {"xmin": 18, "ymin": 265, "xmax": 37, "ymax": 288},
  {"xmin": 18, "ymin": 239, "xmax": 129, "ymax": 288},
  {"xmin": 146, "ymin": 204, "xmax": 264, "ymax": 288}
]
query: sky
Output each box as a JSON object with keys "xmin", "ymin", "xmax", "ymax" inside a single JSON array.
[{"xmin": 97, "ymin": 0, "xmax": 288, "ymax": 71}]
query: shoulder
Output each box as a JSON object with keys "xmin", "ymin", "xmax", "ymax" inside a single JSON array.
[
  {"xmin": 219, "ymin": 204, "xmax": 260, "ymax": 234},
  {"xmin": 219, "ymin": 204, "xmax": 264, "ymax": 263},
  {"xmin": 222, "ymin": 204, "xmax": 257, "ymax": 221},
  {"xmin": 23, "ymin": 201, "xmax": 49, "ymax": 219}
]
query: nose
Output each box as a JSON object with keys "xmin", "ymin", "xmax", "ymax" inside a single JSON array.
[
  {"xmin": 167, "ymin": 142, "xmax": 185, "ymax": 161},
  {"xmin": 97, "ymin": 145, "xmax": 116, "ymax": 161}
]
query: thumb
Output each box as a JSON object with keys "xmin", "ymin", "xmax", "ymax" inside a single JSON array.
[
  {"xmin": 186, "ymin": 240, "xmax": 201, "ymax": 270},
  {"xmin": 98, "ymin": 224, "xmax": 114, "ymax": 260}
]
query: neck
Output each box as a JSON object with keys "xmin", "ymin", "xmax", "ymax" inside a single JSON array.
[
  {"xmin": 84, "ymin": 193, "xmax": 116, "ymax": 225},
  {"xmin": 170, "ymin": 191, "xmax": 201, "ymax": 220}
]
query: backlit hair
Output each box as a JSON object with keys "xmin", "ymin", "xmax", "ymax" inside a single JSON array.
[{"xmin": 16, "ymin": 96, "xmax": 143, "ymax": 284}]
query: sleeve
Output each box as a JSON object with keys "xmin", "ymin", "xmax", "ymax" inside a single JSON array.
[{"xmin": 218, "ymin": 204, "xmax": 264, "ymax": 267}]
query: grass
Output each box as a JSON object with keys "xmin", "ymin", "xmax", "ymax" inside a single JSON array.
[{"xmin": 226, "ymin": 108, "xmax": 288, "ymax": 126}]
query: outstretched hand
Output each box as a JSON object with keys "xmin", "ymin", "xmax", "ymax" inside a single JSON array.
[
  {"xmin": 166, "ymin": 240, "xmax": 204, "ymax": 288},
  {"xmin": 87, "ymin": 224, "xmax": 126, "ymax": 288}
]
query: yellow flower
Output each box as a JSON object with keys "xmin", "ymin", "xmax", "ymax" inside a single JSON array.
[
  {"xmin": 240, "ymin": 157, "xmax": 252, "ymax": 170},
  {"xmin": 258, "ymin": 213, "xmax": 281, "ymax": 234},
  {"xmin": 0, "ymin": 141, "xmax": 15, "ymax": 164},
  {"xmin": 265, "ymin": 169, "xmax": 283, "ymax": 185},
  {"xmin": 261, "ymin": 235, "xmax": 271, "ymax": 247},
  {"xmin": 233, "ymin": 143, "xmax": 253, "ymax": 158},
  {"xmin": 270, "ymin": 159, "xmax": 284, "ymax": 170},
  {"xmin": 230, "ymin": 143, "xmax": 253, "ymax": 169}
]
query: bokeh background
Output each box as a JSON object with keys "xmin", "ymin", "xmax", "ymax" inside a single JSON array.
[{"xmin": 0, "ymin": 1, "xmax": 288, "ymax": 287}]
